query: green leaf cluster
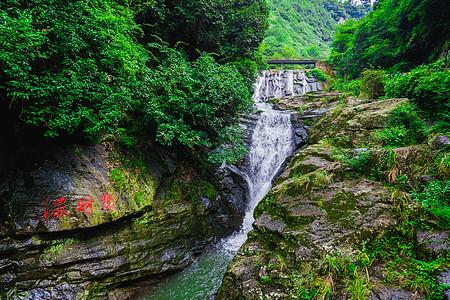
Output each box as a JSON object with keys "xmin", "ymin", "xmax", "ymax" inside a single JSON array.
[
  {"xmin": 1, "ymin": 0, "xmax": 145, "ymax": 138},
  {"xmin": 360, "ymin": 69, "xmax": 385, "ymax": 99},
  {"xmin": 372, "ymin": 102, "xmax": 427, "ymax": 147},
  {"xmin": 413, "ymin": 180, "xmax": 450, "ymax": 228},
  {"xmin": 139, "ymin": 48, "xmax": 252, "ymax": 155},
  {"xmin": 136, "ymin": 0, "xmax": 270, "ymax": 63},
  {"xmin": 384, "ymin": 61, "xmax": 450, "ymax": 118}
]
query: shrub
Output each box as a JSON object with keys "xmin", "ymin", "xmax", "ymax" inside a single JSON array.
[
  {"xmin": 311, "ymin": 69, "xmax": 331, "ymax": 83},
  {"xmin": 384, "ymin": 60, "xmax": 450, "ymax": 118},
  {"xmin": 430, "ymin": 113, "xmax": 450, "ymax": 134},
  {"xmin": 360, "ymin": 69, "xmax": 385, "ymax": 99},
  {"xmin": 0, "ymin": 1, "xmax": 255, "ymax": 166},
  {"xmin": 331, "ymin": 78, "xmax": 361, "ymax": 96},
  {"xmin": 332, "ymin": 148, "xmax": 371, "ymax": 172},
  {"xmin": 413, "ymin": 180, "xmax": 450, "ymax": 228},
  {"xmin": 140, "ymin": 49, "xmax": 252, "ymax": 164},
  {"xmin": 372, "ymin": 102, "xmax": 427, "ymax": 147},
  {"xmin": 0, "ymin": 0, "xmax": 145, "ymax": 139}
]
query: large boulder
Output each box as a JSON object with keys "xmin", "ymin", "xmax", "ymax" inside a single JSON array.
[
  {"xmin": 217, "ymin": 145, "xmax": 401, "ymax": 299},
  {"xmin": 309, "ymin": 98, "xmax": 408, "ymax": 147}
]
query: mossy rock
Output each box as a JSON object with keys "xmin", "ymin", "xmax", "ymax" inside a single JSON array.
[{"xmin": 309, "ymin": 98, "xmax": 408, "ymax": 148}]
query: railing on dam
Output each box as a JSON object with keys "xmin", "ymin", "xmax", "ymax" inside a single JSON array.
[{"xmin": 266, "ymin": 59, "xmax": 318, "ymax": 65}]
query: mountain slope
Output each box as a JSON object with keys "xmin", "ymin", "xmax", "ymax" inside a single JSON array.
[{"xmin": 262, "ymin": 0, "xmax": 371, "ymax": 59}]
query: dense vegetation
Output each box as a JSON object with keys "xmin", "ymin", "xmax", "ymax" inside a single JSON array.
[
  {"xmin": 0, "ymin": 0, "xmax": 269, "ymax": 165},
  {"xmin": 330, "ymin": 0, "xmax": 450, "ymax": 78},
  {"xmin": 262, "ymin": 0, "xmax": 371, "ymax": 59}
]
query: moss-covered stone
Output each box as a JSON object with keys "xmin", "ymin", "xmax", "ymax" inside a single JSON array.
[{"xmin": 309, "ymin": 98, "xmax": 408, "ymax": 148}]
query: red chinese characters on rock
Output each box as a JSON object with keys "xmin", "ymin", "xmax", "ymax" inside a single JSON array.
[
  {"xmin": 43, "ymin": 193, "xmax": 118, "ymax": 220},
  {"xmin": 43, "ymin": 198, "xmax": 51, "ymax": 219},
  {"xmin": 43, "ymin": 197, "xmax": 69, "ymax": 219},
  {"xmin": 76, "ymin": 196, "xmax": 94, "ymax": 214},
  {"xmin": 101, "ymin": 193, "xmax": 117, "ymax": 212}
]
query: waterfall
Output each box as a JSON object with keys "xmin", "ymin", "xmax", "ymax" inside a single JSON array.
[
  {"xmin": 285, "ymin": 71, "xmax": 295, "ymax": 96},
  {"xmin": 244, "ymin": 103, "xmax": 294, "ymax": 225},
  {"xmin": 253, "ymin": 70, "xmax": 320, "ymax": 102},
  {"xmin": 141, "ymin": 80, "xmax": 296, "ymax": 300},
  {"xmin": 273, "ymin": 71, "xmax": 285, "ymax": 99}
]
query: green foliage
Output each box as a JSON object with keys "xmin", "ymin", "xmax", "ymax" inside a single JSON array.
[
  {"xmin": 360, "ymin": 69, "xmax": 385, "ymax": 99},
  {"xmin": 0, "ymin": 0, "xmax": 146, "ymax": 139},
  {"xmin": 330, "ymin": 0, "xmax": 450, "ymax": 78},
  {"xmin": 1, "ymin": 0, "xmax": 262, "ymax": 166},
  {"xmin": 413, "ymin": 180, "xmax": 450, "ymax": 228},
  {"xmin": 435, "ymin": 150, "xmax": 450, "ymax": 181},
  {"xmin": 262, "ymin": 0, "xmax": 371, "ymax": 59},
  {"xmin": 166, "ymin": 180, "xmax": 217, "ymax": 204},
  {"xmin": 384, "ymin": 61, "xmax": 450, "ymax": 118},
  {"xmin": 110, "ymin": 169, "xmax": 126, "ymax": 191},
  {"xmin": 140, "ymin": 49, "xmax": 252, "ymax": 163},
  {"xmin": 289, "ymin": 247, "xmax": 371, "ymax": 299},
  {"xmin": 43, "ymin": 238, "xmax": 75, "ymax": 258},
  {"xmin": 207, "ymin": 126, "xmax": 248, "ymax": 165},
  {"xmin": 311, "ymin": 69, "xmax": 331, "ymax": 83},
  {"xmin": 372, "ymin": 102, "xmax": 427, "ymax": 147},
  {"xmin": 330, "ymin": 78, "xmax": 361, "ymax": 96},
  {"xmin": 137, "ymin": 0, "xmax": 270, "ymax": 63},
  {"xmin": 430, "ymin": 115, "xmax": 450, "ymax": 135},
  {"xmin": 366, "ymin": 234, "xmax": 448, "ymax": 298},
  {"xmin": 332, "ymin": 148, "xmax": 371, "ymax": 172}
]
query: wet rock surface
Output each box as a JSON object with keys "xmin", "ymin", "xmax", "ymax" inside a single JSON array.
[{"xmin": 0, "ymin": 137, "xmax": 238, "ymax": 299}]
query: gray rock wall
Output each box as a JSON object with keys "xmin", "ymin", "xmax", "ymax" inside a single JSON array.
[{"xmin": 0, "ymin": 139, "xmax": 238, "ymax": 299}]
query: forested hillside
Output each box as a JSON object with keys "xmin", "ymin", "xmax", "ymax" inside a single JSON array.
[
  {"xmin": 262, "ymin": 0, "xmax": 371, "ymax": 59},
  {"xmin": 0, "ymin": 0, "xmax": 269, "ymax": 165},
  {"xmin": 330, "ymin": 0, "xmax": 450, "ymax": 77}
]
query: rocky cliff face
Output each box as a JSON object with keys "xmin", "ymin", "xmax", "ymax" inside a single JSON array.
[
  {"xmin": 217, "ymin": 94, "xmax": 450, "ymax": 299},
  {"xmin": 0, "ymin": 135, "xmax": 239, "ymax": 299}
]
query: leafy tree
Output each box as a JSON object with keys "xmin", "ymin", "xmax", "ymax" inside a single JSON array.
[
  {"xmin": 137, "ymin": 47, "xmax": 252, "ymax": 157},
  {"xmin": 0, "ymin": 0, "xmax": 146, "ymax": 139},
  {"xmin": 384, "ymin": 60, "xmax": 450, "ymax": 119},
  {"xmin": 136, "ymin": 0, "xmax": 270, "ymax": 62}
]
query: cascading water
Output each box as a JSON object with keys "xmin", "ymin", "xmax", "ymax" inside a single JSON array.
[
  {"xmin": 141, "ymin": 71, "xmax": 312, "ymax": 299},
  {"xmin": 252, "ymin": 70, "xmax": 320, "ymax": 101}
]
